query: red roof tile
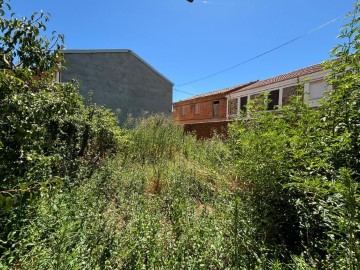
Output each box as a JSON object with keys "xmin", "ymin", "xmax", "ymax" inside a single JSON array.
[
  {"xmin": 174, "ymin": 62, "xmax": 325, "ymax": 106},
  {"xmin": 174, "ymin": 81, "xmax": 258, "ymax": 105},
  {"xmin": 237, "ymin": 63, "xmax": 324, "ymax": 92}
]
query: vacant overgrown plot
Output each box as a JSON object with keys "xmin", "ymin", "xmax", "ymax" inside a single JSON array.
[{"xmin": 1, "ymin": 0, "xmax": 359, "ymax": 269}]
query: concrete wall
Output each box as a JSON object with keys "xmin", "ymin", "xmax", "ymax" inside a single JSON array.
[{"xmin": 60, "ymin": 50, "xmax": 173, "ymax": 124}]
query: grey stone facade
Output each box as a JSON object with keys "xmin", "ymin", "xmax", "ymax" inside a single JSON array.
[{"xmin": 59, "ymin": 50, "xmax": 173, "ymax": 124}]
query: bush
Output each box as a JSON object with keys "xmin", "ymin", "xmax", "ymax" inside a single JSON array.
[
  {"xmin": 0, "ymin": 1, "xmax": 126, "ymax": 261},
  {"xmin": 227, "ymin": 3, "xmax": 360, "ymax": 266}
]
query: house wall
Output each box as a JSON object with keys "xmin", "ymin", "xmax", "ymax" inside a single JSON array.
[
  {"xmin": 227, "ymin": 69, "xmax": 330, "ymax": 118},
  {"xmin": 60, "ymin": 50, "xmax": 173, "ymax": 124},
  {"xmin": 173, "ymin": 96, "xmax": 227, "ymax": 124}
]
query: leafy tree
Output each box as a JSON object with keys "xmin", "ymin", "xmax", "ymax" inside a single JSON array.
[
  {"xmin": 0, "ymin": 0, "xmax": 125, "ymax": 258},
  {"xmin": 0, "ymin": 0, "xmax": 63, "ymax": 76}
]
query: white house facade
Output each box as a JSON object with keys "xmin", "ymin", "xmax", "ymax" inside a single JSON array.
[{"xmin": 226, "ymin": 63, "xmax": 332, "ymax": 118}]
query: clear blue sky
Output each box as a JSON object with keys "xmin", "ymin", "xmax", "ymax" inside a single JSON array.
[{"xmin": 10, "ymin": 0, "xmax": 355, "ymax": 102}]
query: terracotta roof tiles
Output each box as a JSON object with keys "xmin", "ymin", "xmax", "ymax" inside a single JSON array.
[
  {"xmin": 174, "ymin": 62, "xmax": 325, "ymax": 105},
  {"xmin": 237, "ymin": 63, "xmax": 324, "ymax": 92},
  {"xmin": 174, "ymin": 81, "xmax": 258, "ymax": 105}
]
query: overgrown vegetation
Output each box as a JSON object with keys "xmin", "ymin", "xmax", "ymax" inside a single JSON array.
[{"xmin": 0, "ymin": 0, "xmax": 359, "ymax": 269}]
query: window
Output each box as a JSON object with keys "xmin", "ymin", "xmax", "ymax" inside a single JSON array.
[
  {"xmin": 250, "ymin": 93, "xmax": 263, "ymax": 109},
  {"xmin": 213, "ymin": 100, "xmax": 219, "ymax": 117},
  {"xmin": 181, "ymin": 106, "xmax": 185, "ymax": 116},
  {"xmin": 282, "ymin": 86, "xmax": 298, "ymax": 105},
  {"xmin": 195, "ymin": 103, "xmax": 200, "ymax": 115},
  {"xmin": 240, "ymin": 96, "xmax": 248, "ymax": 112},
  {"xmin": 268, "ymin": 89, "xmax": 279, "ymax": 110},
  {"xmin": 309, "ymin": 80, "xmax": 326, "ymax": 100},
  {"xmin": 228, "ymin": 98, "xmax": 238, "ymax": 115}
]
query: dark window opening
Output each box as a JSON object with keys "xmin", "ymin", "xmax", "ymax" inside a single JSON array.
[
  {"xmin": 240, "ymin": 96, "xmax": 248, "ymax": 112},
  {"xmin": 268, "ymin": 90, "xmax": 279, "ymax": 110},
  {"xmin": 213, "ymin": 100, "xmax": 219, "ymax": 117},
  {"xmin": 228, "ymin": 99, "xmax": 238, "ymax": 115}
]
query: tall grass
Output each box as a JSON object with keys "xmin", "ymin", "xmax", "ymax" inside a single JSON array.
[
  {"xmin": 1, "ymin": 112, "xmax": 358, "ymax": 269},
  {"xmin": 0, "ymin": 115, "xmax": 239, "ymax": 269}
]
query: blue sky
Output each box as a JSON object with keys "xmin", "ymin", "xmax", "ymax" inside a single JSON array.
[{"xmin": 10, "ymin": 0, "xmax": 355, "ymax": 102}]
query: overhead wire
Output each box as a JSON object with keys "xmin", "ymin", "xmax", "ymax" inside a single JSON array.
[
  {"xmin": 174, "ymin": 15, "xmax": 343, "ymax": 88},
  {"xmin": 173, "ymin": 88, "xmax": 197, "ymax": 95}
]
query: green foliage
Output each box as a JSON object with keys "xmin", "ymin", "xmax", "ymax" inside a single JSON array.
[
  {"xmin": 228, "ymin": 90, "xmax": 310, "ymax": 261},
  {"xmin": 227, "ymin": 1, "xmax": 360, "ymax": 267},
  {"xmin": 0, "ymin": 0, "xmax": 63, "ymax": 74},
  {"xmin": 127, "ymin": 114, "xmax": 184, "ymax": 164},
  {"xmin": 0, "ymin": 74, "xmax": 124, "ymax": 209},
  {"xmin": 0, "ymin": 0, "xmax": 124, "ymax": 200},
  {"xmin": 1, "ymin": 0, "xmax": 360, "ymax": 269},
  {"xmin": 0, "ymin": 175, "xmax": 118, "ymax": 270},
  {"xmin": 0, "ymin": 113, "xmax": 236, "ymax": 269},
  {"xmin": 0, "ymin": 0, "xmax": 126, "ymax": 262}
]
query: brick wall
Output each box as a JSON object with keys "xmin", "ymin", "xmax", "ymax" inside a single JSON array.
[{"xmin": 173, "ymin": 97, "xmax": 227, "ymax": 124}]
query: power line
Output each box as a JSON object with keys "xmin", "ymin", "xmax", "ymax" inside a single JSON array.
[
  {"xmin": 173, "ymin": 88, "xmax": 196, "ymax": 95},
  {"xmin": 175, "ymin": 15, "xmax": 343, "ymax": 87}
]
